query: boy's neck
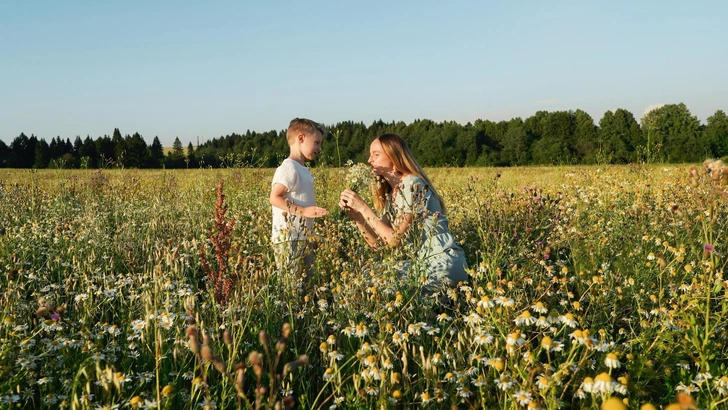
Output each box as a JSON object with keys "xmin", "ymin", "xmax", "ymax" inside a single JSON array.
[{"xmin": 288, "ymin": 152, "xmax": 306, "ymax": 166}]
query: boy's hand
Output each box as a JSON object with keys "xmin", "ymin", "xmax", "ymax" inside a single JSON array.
[{"xmin": 301, "ymin": 206, "xmax": 328, "ymax": 218}]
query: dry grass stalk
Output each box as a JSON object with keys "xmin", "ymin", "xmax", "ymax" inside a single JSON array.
[{"xmin": 199, "ymin": 179, "xmax": 238, "ymax": 306}]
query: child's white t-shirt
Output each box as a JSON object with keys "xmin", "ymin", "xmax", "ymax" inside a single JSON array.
[{"xmin": 271, "ymin": 158, "xmax": 315, "ymax": 244}]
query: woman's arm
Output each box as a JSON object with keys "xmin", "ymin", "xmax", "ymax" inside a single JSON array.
[
  {"xmin": 340, "ymin": 189, "xmax": 413, "ymax": 248},
  {"xmin": 344, "ymin": 207, "xmax": 383, "ymax": 249}
]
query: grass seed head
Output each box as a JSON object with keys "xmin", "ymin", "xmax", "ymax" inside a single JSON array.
[
  {"xmin": 189, "ymin": 337, "xmax": 200, "ymax": 354},
  {"xmin": 259, "ymin": 330, "xmax": 270, "ymax": 345},
  {"xmin": 276, "ymin": 337, "xmax": 288, "ymax": 353},
  {"xmin": 201, "ymin": 345, "xmax": 215, "ymax": 362},
  {"xmin": 36, "ymin": 306, "xmax": 50, "ymax": 319}
]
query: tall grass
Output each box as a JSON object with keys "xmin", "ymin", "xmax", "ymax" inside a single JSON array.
[{"xmin": 0, "ymin": 165, "xmax": 726, "ymax": 409}]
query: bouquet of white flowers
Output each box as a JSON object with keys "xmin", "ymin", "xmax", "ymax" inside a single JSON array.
[{"xmin": 343, "ymin": 160, "xmax": 376, "ymax": 192}]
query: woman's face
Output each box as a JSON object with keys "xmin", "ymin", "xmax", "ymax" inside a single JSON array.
[{"xmin": 368, "ymin": 139, "xmax": 395, "ymax": 177}]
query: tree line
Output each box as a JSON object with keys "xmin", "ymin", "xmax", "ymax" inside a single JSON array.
[{"xmin": 1, "ymin": 103, "xmax": 727, "ymax": 169}]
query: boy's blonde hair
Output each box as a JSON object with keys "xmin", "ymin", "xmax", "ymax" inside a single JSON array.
[{"xmin": 287, "ymin": 118, "xmax": 325, "ymax": 145}]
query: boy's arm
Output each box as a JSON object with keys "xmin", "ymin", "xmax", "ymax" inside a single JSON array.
[{"xmin": 270, "ymin": 183, "xmax": 328, "ymax": 218}]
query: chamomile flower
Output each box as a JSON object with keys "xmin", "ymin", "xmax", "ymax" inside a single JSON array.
[
  {"xmin": 580, "ymin": 377, "xmax": 594, "ymax": 393},
  {"xmin": 478, "ymin": 296, "xmax": 495, "ymax": 308},
  {"xmin": 37, "ymin": 376, "xmax": 53, "ymax": 385},
  {"xmin": 546, "ymin": 310, "xmax": 561, "ymax": 324},
  {"xmin": 560, "ymin": 313, "xmax": 578, "ymax": 328},
  {"xmin": 463, "ymin": 313, "xmax": 483, "ymax": 325},
  {"xmin": 495, "ymin": 372, "xmax": 514, "ymax": 391},
  {"xmin": 532, "ymin": 301, "xmax": 548, "ymax": 314},
  {"xmin": 605, "ymin": 353, "xmax": 620, "ymax": 369},
  {"xmin": 471, "ymin": 375, "xmax": 487, "ymax": 387},
  {"xmin": 536, "ymin": 374, "xmax": 550, "ymax": 389},
  {"xmin": 495, "ymin": 297, "xmax": 515, "ymax": 307},
  {"xmin": 527, "ymin": 401, "xmax": 543, "ymax": 410},
  {"xmin": 541, "ymin": 336, "xmax": 554, "ymax": 351},
  {"xmin": 420, "ymin": 391, "xmax": 432, "ymax": 404},
  {"xmin": 506, "ymin": 332, "xmax": 525, "ymax": 346},
  {"xmin": 198, "ymin": 398, "xmax": 215, "ymax": 409},
  {"xmin": 456, "ymin": 386, "xmax": 473, "ymax": 398},
  {"xmin": 515, "ymin": 311, "xmax": 536, "ymax": 326},
  {"xmin": 713, "ymin": 376, "xmax": 728, "ymax": 395},
  {"xmin": 436, "ymin": 312, "xmax": 451, "ymax": 323},
  {"xmin": 322, "ymin": 367, "xmax": 335, "ymax": 381},
  {"xmin": 107, "ymin": 324, "xmax": 122, "ymax": 336},
  {"xmin": 78, "ymin": 393, "xmax": 94, "ymax": 404},
  {"xmin": 676, "ymin": 382, "xmax": 699, "ymax": 394},
  {"xmin": 157, "ymin": 312, "xmax": 175, "ymax": 329},
  {"xmin": 593, "ymin": 339, "xmax": 612, "ymax": 352},
  {"xmin": 354, "ymin": 322, "xmax": 368, "ymax": 338},
  {"xmin": 536, "ymin": 316, "xmax": 550, "ymax": 328},
  {"xmin": 513, "ymin": 390, "xmax": 532, "ymax": 406},
  {"xmin": 474, "ymin": 332, "xmax": 493, "ymax": 345},
  {"xmin": 177, "ymin": 287, "xmax": 193, "ymax": 297},
  {"xmin": 95, "ymin": 404, "xmax": 120, "ymax": 410},
  {"xmin": 592, "ymin": 372, "xmax": 614, "ymax": 394},
  {"xmin": 570, "ymin": 329, "xmax": 587, "ymax": 344},
  {"xmin": 328, "ymin": 350, "xmax": 344, "ymax": 361},
  {"xmin": 91, "ymin": 352, "xmax": 106, "ymax": 362},
  {"xmin": 694, "ymin": 372, "xmax": 712, "ymax": 386},
  {"xmin": 485, "ymin": 357, "xmax": 504, "ymax": 371}
]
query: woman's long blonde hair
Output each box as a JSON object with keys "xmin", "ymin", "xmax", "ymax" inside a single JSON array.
[{"xmin": 372, "ymin": 133, "xmax": 446, "ymax": 214}]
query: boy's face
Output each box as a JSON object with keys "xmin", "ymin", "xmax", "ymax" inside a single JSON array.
[{"xmin": 300, "ymin": 131, "xmax": 323, "ymax": 161}]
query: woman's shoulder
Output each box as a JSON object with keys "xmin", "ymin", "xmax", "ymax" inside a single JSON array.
[
  {"xmin": 402, "ymin": 174, "xmax": 424, "ymax": 184},
  {"xmin": 401, "ymin": 174, "xmax": 427, "ymax": 190}
]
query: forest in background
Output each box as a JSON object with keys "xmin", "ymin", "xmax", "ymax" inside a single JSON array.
[{"xmin": 1, "ymin": 103, "xmax": 727, "ymax": 169}]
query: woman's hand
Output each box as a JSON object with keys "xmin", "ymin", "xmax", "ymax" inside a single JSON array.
[{"xmin": 339, "ymin": 189, "xmax": 367, "ymax": 213}]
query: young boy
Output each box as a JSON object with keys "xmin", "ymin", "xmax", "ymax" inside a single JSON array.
[{"xmin": 270, "ymin": 118, "xmax": 328, "ymax": 282}]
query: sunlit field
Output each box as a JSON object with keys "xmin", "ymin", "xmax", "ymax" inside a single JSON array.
[{"xmin": 1, "ymin": 164, "xmax": 727, "ymax": 409}]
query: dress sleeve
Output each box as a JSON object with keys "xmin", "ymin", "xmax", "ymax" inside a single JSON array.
[{"xmin": 272, "ymin": 160, "xmax": 297, "ymax": 191}]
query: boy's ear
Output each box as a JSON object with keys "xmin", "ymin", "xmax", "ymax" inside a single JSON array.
[{"xmin": 297, "ymin": 133, "xmax": 305, "ymax": 144}]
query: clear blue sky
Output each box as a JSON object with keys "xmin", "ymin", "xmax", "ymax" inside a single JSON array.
[{"xmin": 1, "ymin": 0, "xmax": 726, "ymax": 146}]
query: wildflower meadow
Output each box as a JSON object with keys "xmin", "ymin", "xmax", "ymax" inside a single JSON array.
[{"xmin": 0, "ymin": 163, "xmax": 727, "ymax": 409}]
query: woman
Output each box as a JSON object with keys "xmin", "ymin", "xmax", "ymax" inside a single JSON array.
[{"xmin": 339, "ymin": 133, "xmax": 468, "ymax": 292}]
